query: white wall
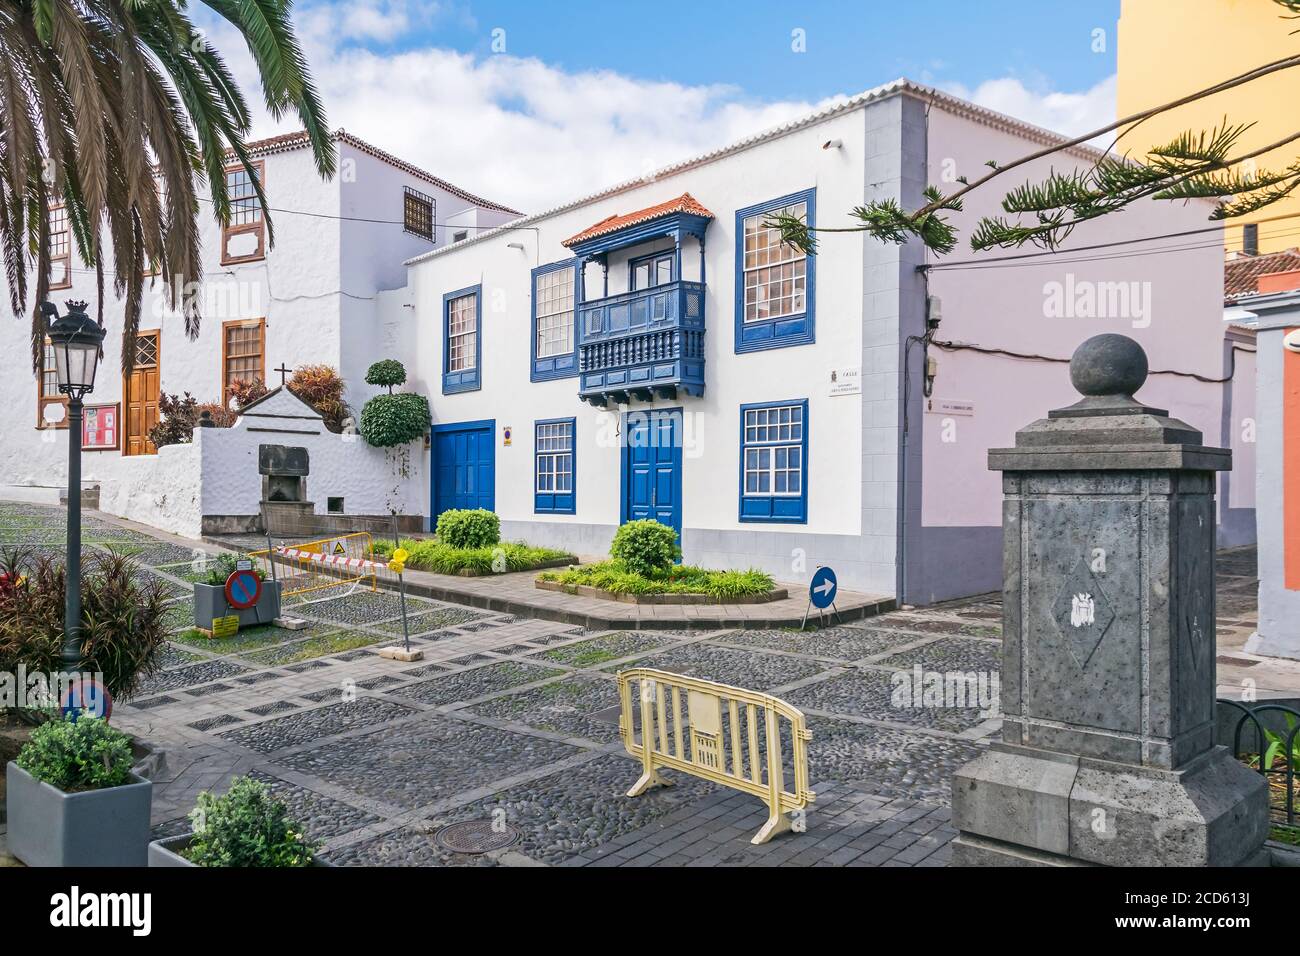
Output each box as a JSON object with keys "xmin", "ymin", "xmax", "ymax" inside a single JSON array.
[
  {"xmin": 401, "ymin": 106, "xmax": 871, "ymax": 584},
  {"xmin": 0, "ymin": 136, "xmax": 513, "ymax": 538}
]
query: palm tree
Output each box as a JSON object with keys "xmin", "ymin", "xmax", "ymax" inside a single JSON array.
[{"xmin": 0, "ymin": 0, "xmax": 335, "ymax": 375}]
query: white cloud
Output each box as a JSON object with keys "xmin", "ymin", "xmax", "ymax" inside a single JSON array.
[
  {"xmin": 940, "ymin": 74, "xmax": 1118, "ymax": 143},
  {"xmin": 200, "ymin": 11, "xmax": 1118, "ymax": 214}
]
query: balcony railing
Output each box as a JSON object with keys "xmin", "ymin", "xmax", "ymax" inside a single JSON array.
[{"xmin": 577, "ymin": 280, "xmax": 705, "ymax": 405}]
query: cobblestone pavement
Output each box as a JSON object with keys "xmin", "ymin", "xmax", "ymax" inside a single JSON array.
[{"xmin": 0, "ymin": 503, "xmax": 1267, "ymax": 867}]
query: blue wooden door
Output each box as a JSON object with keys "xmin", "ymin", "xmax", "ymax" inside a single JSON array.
[
  {"xmin": 432, "ymin": 420, "xmax": 495, "ymax": 523},
  {"xmin": 621, "ymin": 409, "xmax": 682, "ymax": 537}
]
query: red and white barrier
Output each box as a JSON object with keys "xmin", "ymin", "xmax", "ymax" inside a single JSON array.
[{"xmin": 274, "ymin": 546, "xmax": 386, "ymax": 572}]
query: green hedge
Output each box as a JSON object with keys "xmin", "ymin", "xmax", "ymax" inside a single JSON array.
[
  {"xmin": 16, "ymin": 717, "xmax": 134, "ymax": 792},
  {"xmin": 186, "ymin": 776, "xmax": 318, "ymax": 867},
  {"xmin": 609, "ymin": 519, "xmax": 679, "ymax": 577},
  {"xmin": 359, "ymin": 392, "xmax": 430, "ymax": 447},
  {"xmin": 434, "ymin": 508, "xmax": 500, "ymax": 549},
  {"xmin": 538, "ymin": 561, "xmax": 773, "ymax": 599},
  {"xmin": 374, "ymin": 537, "xmax": 570, "ymax": 575}
]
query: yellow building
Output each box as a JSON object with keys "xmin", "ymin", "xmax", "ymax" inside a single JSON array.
[{"xmin": 1118, "ymin": 0, "xmax": 1300, "ymax": 253}]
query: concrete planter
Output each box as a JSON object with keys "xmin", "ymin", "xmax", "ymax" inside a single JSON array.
[
  {"xmin": 148, "ymin": 834, "xmax": 333, "ymax": 867},
  {"xmin": 535, "ymin": 578, "xmax": 788, "ymax": 605},
  {"xmin": 192, "ymin": 579, "xmax": 282, "ymax": 630},
  {"xmin": 5, "ymin": 762, "xmax": 152, "ymax": 867}
]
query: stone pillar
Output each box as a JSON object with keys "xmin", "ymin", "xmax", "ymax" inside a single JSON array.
[{"xmin": 952, "ymin": 334, "xmax": 1268, "ymax": 867}]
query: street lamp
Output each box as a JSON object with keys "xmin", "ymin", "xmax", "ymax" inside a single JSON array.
[{"xmin": 42, "ymin": 300, "xmax": 106, "ymax": 677}]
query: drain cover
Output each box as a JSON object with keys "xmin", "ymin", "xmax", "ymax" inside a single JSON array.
[{"xmin": 435, "ymin": 820, "xmax": 521, "ymax": 855}]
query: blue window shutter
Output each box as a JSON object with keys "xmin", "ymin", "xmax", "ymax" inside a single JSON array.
[
  {"xmin": 531, "ymin": 260, "xmax": 580, "ymax": 382},
  {"xmin": 734, "ymin": 189, "xmax": 816, "ymax": 354},
  {"xmin": 738, "ymin": 399, "xmax": 808, "ymax": 524},
  {"xmin": 534, "ymin": 417, "xmax": 577, "ymax": 515},
  {"xmin": 442, "ymin": 284, "xmax": 482, "ymax": 394}
]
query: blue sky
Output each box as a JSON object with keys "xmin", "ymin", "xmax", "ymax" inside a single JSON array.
[
  {"xmin": 366, "ymin": 0, "xmax": 1122, "ymax": 103},
  {"xmin": 205, "ymin": 1, "xmax": 1124, "ymax": 211}
]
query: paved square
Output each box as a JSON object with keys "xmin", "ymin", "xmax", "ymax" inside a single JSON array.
[{"xmin": 0, "ymin": 503, "xmax": 1267, "ymax": 868}]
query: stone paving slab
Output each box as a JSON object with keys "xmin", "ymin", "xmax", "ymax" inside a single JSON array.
[
  {"xmin": 281, "ymin": 714, "xmax": 583, "ymax": 813},
  {"xmin": 2, "ymin": 502, "xmax": 1278, "ymax": 868}
]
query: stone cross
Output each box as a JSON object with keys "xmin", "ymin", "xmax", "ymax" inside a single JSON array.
[{"xmin": 952, "ymin": 333, "xmax": 1268, "ymax": 867}]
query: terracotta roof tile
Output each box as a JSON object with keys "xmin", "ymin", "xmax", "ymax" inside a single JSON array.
[
  {"xmin": 1224, "ymin": 248, "xmax": 1300, "ymax": 300},
  {"xmin": 562, "ymin": 193, "xmax": 714, "ymax": 247}
]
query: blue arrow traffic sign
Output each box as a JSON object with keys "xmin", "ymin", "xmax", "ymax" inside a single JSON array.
[{"xmin": 809, "ymin": 567, "xmax": 838, "ymax": 609}]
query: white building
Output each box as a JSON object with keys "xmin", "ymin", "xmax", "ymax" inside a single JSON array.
[
  {"xmin": 391, "ymin": 79, "xmax": 1251, "ymax": 601},
  {"xmin": 0, "ymin": 130, "xmax": 517, "ymax": 531},
  {"xmin": 0, "ymin": 80, "xmax": 1254, "ymax": 604}
]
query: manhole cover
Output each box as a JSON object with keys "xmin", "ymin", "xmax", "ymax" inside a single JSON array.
[{"xmin": 435, "ymin": 820, "xmax": 521, "ymax": 855}]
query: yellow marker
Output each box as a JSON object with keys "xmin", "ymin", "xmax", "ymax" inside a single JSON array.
[
  {"xmin": 387, "ymin": 559, "xmax": 405, "ymax": 575},
  {"xmin": 392, "ymin": 548, "xmax": 409, "ymax": 563}
]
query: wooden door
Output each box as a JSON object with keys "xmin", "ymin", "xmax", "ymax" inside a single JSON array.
[{"xmin": 124, "ymin": 331, "xmax": 160, "ymax": 456}]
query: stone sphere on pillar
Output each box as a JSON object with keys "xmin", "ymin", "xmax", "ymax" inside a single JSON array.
[{"xmin": 1069, "ymin": 333, "xmax": 1148, "ymax": 398}]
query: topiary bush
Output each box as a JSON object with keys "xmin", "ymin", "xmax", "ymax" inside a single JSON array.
[
  {"xmin": 365, "ymin": 359, "xmax": 407, "ymax": 392},
  {"xmin": 16, "ymin": 716, "xmax": 134, "ymax": 792},
  {"xmin": 185, "ymin": 776, "xmax": 318, "ymax": 867},
  {"xmin": 0, "ymin": 547, "xmax": 169, "ymax": 702},
  {"xmin": 435, "ymin": 509, "xmax": 500, "ymax": 550},
  {"xmin": 609, "ymin": 519, "xmax": 679, "ymax": 577},
  {"xmin": 359, "ymin": 392, "xmax": 430, "ymax": 447}
]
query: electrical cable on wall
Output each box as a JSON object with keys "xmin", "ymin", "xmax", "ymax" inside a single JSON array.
[{"xmin": 928, "ymin": 339, "xmax": 1255, "ymax": 385}]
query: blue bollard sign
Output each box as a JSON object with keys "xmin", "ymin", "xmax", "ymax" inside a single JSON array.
[{"xmin": 809, "ymin": 567, "xmax": 837, "ymax": 609}]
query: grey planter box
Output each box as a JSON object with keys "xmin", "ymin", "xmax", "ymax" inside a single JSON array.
[
  {"xmin": 193, "ymin": 579, "xmax": 282, "ymax": 631},
  {"xmin": 5, "ymin": 761, "xmax": 152, "ymax": 867},
  {"xmin": 149, "ymin": 833, "xmax": 333, "ymax": 867}
]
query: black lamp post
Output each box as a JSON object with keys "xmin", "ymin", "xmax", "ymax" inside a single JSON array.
[{"xmin": 42, "ymin": 300, "xmax": 106, "ymax": 677}]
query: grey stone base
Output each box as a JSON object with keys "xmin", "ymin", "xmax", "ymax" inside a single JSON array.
[
  {"xmin": 951, "ymin": 833, "xmax": 1097, "ymax": 867},
  {"xmin": 952, "ymin": 743, "xmax": 1268, "ymax": 867},
  {"xmin": 1244, "ymin": 629, "xmax": 1300, "ymax": 662},
  {"xmin": 201, "ymin": 512, "xmax": 425, "ymax": 537}
]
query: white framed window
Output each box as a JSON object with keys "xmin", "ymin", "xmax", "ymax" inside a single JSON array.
[
  {"xmin": 742, "ymin": 199, "xmax": 807, "ymax": 323},
  {"xmin": 535, "ymin": 267, "xmax": 575, "ymax": 359},
  {"xmin": 535, "ymin": 420, "xmax": 574, "ymax": 494},
  {"xmin": 447, "ymin": 291, "xmax": 478, "ymax": 372},
  {"xmin": 743, "ymin": 404, "xmax": 803, "ymax": 496}
]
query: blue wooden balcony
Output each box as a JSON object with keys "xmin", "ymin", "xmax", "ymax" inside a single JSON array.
[{"xmin": 577, "ymin": 280, "xmax": 705, "ymax": 405}]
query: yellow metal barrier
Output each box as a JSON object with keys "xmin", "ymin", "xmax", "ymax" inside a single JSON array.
[
  {"xmin": 616, "ymin": 667, "xmax": 816, "ymax": 844},
  {"xmin": 250, "ymin": 531, "xmax": 378, "ymax": 601}
]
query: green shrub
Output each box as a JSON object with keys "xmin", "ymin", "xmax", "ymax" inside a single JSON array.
[
  {"xmin": 288, "ymin": 364, "xmax": 351, "ymax": 434},
  {"xmin": 359, "ymin": 392, "xmax": 431, "ymax": 447},
  {"xmin": 0, "ymin": 548, "xmax": 170, "ymax": 701},
  {"xmin": 609, "ymin": 519, "xmax": 679, "ymax": 577},
  {"xmin": 538, "ymin": 561, "xmax": 774, "ymax": 599},
  {"xmin": 200, "ymin": 552, "xmax": 262, "ymax": 587},
  {"xmin": 149, "ymin": 391, "xmax": 235, "ymax": 447},
  {"xmin": 435, "ymin": 509, "xmax": 500, "ymax": 549},
  {"xmin": 16, "ymin": 716, "xmax": 134, "ymax": 792},
  {"xmin": 185, "ymin": 776, "xmax": 318, "ymax": 867},
  {"xmin": 365, "ymin": 359, "xmax": 407, "ymax": 391},
  {"xmin": 375, "ymin": 537, "xmax": 569, "ymax": 574}
]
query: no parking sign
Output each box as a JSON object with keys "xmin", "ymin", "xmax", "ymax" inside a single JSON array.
[{"xmin": 224, "ymin": 568, "xmax": 263, "ymax": 610}]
